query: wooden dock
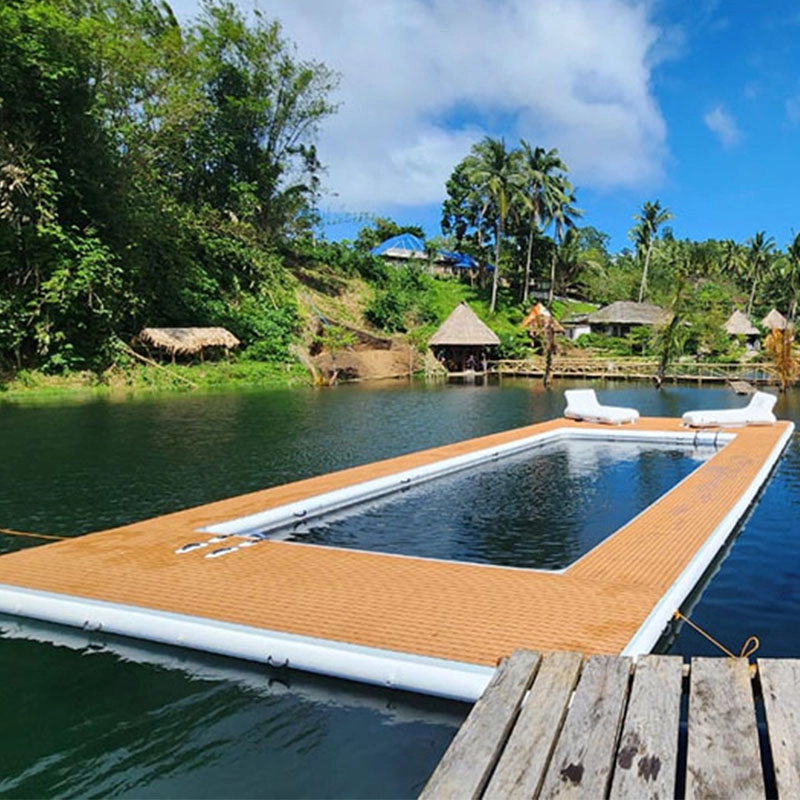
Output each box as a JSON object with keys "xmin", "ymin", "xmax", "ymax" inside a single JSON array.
[
  {"xmin": 495, "ymin": 357, "xmax": 776, "ymax": 386},
  {"xmin": 422, "ymin": 649, "xmax": 800, "ymax": 799}
]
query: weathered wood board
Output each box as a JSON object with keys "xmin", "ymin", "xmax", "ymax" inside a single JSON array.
[
  {"xmin": 420, "ymin": 650, "xmax": 540, "ymax": 800},
  {"xmin": 484, "ymin": 651, "xmax": 583, "ymax": 800},
  {"xmin": 685, "ymin": 657, "xmax": 764, "ymax": 800},
  {"xmin": 759, "ymin": 658, "xmax": 800, "ymax": 799},
  {"xmin": 539, "ymin": 655, "xmax": 632, "ymax": 799},
  {"xmin": 609, "ymin": 654, "xmax": 682, "ymax": 800}
]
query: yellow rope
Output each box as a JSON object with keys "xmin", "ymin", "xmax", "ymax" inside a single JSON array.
[
  {"xmin": 674, "ymin": 610, "xmax": 760, "ymax": 659},
  {"xmin": 0, "ymin": 527, "xmax": 66, "ymax": 541}
]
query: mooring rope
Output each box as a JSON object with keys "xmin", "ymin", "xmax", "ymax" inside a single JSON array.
[
  {"xmin": 674, "ymin": 610, "xmax": 760, "ymax": 659},
  {"xmin": 0, "ymin": 527, "xmax": 66, "ymax": 541}
]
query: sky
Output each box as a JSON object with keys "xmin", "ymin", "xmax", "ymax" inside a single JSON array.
[{"xmin": 170, "ymin": 0, "xmax": 800, "ymax": 253}]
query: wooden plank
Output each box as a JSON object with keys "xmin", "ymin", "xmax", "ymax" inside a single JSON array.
[
  {"xmin": 420, "ymin": 650, "xmax": 540, "ymax": 800},
  {"xmin": 484, "ymin": 651, "xmax": 583, "ymax": 799},
  {"xmin": 758, "ymin": 659, "xmax": 800, "ymax": 798},
  {"xmin": 609, "ymin": 655, "xmax": 683, "ymax": 800},
  {"xmin": 686, "ymin": 657, "xmax": 764, "ymax": 799},
  {"xmin": 539, "ymin": 655, "xmax": 632, "ymax": 799}
]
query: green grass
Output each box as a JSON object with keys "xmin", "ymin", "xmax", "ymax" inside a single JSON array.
[{"xmin": 0, "ymin": 360, "xmax": 312, "ymax": 404}]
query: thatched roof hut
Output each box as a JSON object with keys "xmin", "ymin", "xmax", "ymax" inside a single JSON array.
[
  {"xmin": 429, "ymin": 303, "xmax": 499, "ymax": 373},
  {"xmin": 586, "ymin": 301, "xmax": 671, "ymax": 326},
  {"xmin": 723, "ymin": 311, "xmax": 759, "ymax": 336},
  {"xmin": 137, "ymin": 327, "xmax": 240, "ymax": 357},
  {"xmin": 762, "ymin": 308, "xmax": 789, "ymax": 330},
  {"xmin": 521, "ymin": 303, "xmax": 565, "ymax": 334},
  {"xmin": 429, "ymin": 303, "xmax": 500, "ymax": 347}
]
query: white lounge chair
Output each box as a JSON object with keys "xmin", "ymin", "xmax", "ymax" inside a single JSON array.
[
  {"xmin": 681, "ymin": 390, "xmax": 777, "ymax": 428},
  {"xmin": 563, "ymin": 389, "xmax": 640, "ymax": 425}
]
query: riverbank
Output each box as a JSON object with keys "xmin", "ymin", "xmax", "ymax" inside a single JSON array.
[{"xmin": 0, "ymin": 360, "xmax": 312, "ymax": 403}]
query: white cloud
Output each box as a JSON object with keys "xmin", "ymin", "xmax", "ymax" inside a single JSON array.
[
  {"xmin": 703, "ymin": 105, "xmax": 741, "ymax": 147},
  {"xmin": 786, "ymin": 94, "xmax": 800, "ymax": 126},
  {"xmin": 173, "ymin": 0, "xmax": 670, "ymax": 211}
]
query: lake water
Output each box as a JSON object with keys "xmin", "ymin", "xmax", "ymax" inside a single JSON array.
[{"xmin": 1, "ymin": 380, "xmax": 799, "ymax": 797}]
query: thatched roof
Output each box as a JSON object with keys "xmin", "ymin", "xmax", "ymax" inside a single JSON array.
[
  {"xmin": 521, "ymin": 303, "xmax": 565, "ymax": 334},
  {"xmin": 429, "ymin": 303, "xmax": 500, "ymax": 347},
  {"xmin": 724, "ymin": 310, "xmax": 759, "ymax": 336},
  {"xmin": 762, "ymin": 308, "xmax": 788, "ymax": 330},
  {"xmin": 138, "ymin": 327, "xmax": 240, "ymax": 355},
  {"xmin": 586, "ymin": 301, "xmax": 671, "ymax": 326}
]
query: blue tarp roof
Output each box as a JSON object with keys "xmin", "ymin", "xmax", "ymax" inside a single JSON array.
[
  {"xmin": 370, "ymin": 233, "xmax": 426, "ymax": 255},
  {"xmin": 439, "ymin": 250, "xmax": 478, "ymax": 269},
  {"xmin": 371, "ymin": 234, "xmax": 493, "ymax": 270}
]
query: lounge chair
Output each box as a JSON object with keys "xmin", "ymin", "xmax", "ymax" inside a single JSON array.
[
  {"xmin": 563, "ymin": 389, "xmax": 640, "ymax": 425},
  {"xmin": 681, "ymin": 390, "xmax": 777, "ymax": 428}
]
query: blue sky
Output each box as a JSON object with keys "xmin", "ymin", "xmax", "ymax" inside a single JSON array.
[{"xmin": 171, "ymin": 1, "xmax": 800, "ymax": 253}]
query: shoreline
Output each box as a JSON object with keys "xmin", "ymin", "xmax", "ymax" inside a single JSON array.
[{"xmin": 0, "ymin": 361, "xmax": 312, "ymax": 404}]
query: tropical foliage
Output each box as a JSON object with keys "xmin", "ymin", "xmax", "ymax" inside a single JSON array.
[{"xmin": 0, "ymin": 0, "xmax": 336, "ymax": 372}]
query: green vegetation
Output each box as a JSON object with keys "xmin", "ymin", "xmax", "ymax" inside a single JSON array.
[{"xmin": 2, "ymin": 1, "xmax": 800, "ymax": 397}]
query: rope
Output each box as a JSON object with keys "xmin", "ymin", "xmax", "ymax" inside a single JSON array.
[
  {"xmin": 0, "ymin": 527, "xmax": 66, "ymax": 541},
  {"xmin": 674, "ymin": 610, "xmax": 760, "ymax": 659}
]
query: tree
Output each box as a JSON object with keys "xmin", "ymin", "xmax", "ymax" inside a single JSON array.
[
  {"xmin": 630, "ymin": 200, "xmax": 672, "ymax": 303},
  {"xmin": 518, "ymin": 142, "xmax": 567, "ymax": 304},
  {"xmin": 0, "ymin": 0, "xmax": 339, "ymax": 371},
  {"xmin": 764, "ymin": 326, "xmax": 799, "ymax": 392},
  {"xmin": 555, "ymin": 227, "xmax": 602, "ymax": 297},
  {"xmin": 460, "ymin": 137, "xmax": 525, "ymax": 313},
  {"xmin": 546, "ymin": 176, "xmax": 582, "ymax": 305},
  {"xmin": 744, "ymin": 231, "xmax": 775, "ymax": 317},
  {"xmin": 784, "ymin": 233, "xmax": 800, "ymax": 322}
]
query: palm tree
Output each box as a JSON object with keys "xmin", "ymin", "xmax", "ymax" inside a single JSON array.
[
  {"xmin": 720, "ymin": 238, "xmax": 746, "ymax": 282},
  {"xmin": 518, "ymin": 141, "xmax": 567, "ymax": 304},
  {"xmin": 466, "ymin": 137, "xmax": 524, "ymax": 313},
  {"xmin": 785, "ymin": 232, "xmax": 800, "ymax": 322},
  {"xmin": 745, "ymin": 231, "xmax": 775, "ymax": 317},
  {"xmin": 556, "ymin": 228, "xmax": 602, "ymax": 296},
  {"xmin": 630, "ymin": 200, "xmax": 672, "ymax": 302},
  {"xmin": 546, "ymin": 176, "xmax": 582, "ymax": 305}
]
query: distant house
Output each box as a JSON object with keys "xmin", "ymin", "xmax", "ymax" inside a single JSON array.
[
  {"xmin": 583, "ymin": 301, "xmax": 671, "ymax": 338},
  {"xmin": 762, "ymin": 308, "xmax": 789, "ymax": 331},
  {"xmin": 724, "ymin": 310, "xmax": 760, "ymax": 350},
  {"xmin": 429, "ymin": 302, "xmax": 500, "ymax": 372},
  {"xmin": 371, "ymin": 235, "xmax": 488, "ymax": 276},
  {"xmin": 370, "ymin": 233, "xmax": 429, "ymax": 265},
  {"xmin": 561, "ymin": 314, "xmax": 593, "ymax": 341}
]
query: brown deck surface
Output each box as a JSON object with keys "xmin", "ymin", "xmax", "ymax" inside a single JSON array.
[{"xmin": 0, "ymin": 418, "xmax": 790, "ymax": 666}]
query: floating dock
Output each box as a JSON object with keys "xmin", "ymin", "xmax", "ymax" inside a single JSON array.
[
  {"xmin": 422, "ymin": 649, "xmax": 799, "ymax": 799},
  {"xmin": 0, "ymin": 417, "xmax": 793, "ymax": 701}
]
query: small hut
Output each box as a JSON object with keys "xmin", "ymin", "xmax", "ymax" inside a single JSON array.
[
  {"xmin": 520, "ymin": 303, "xmax": 565, "ymax": 336},
  {"xmin": 136, "ymin": 327, "xmax": 240, "ymax": 362},
  {"xmin": 723, "ymin": 310, "xmax": 760, "ymax": 350},
  {"xmin": 585, "ymin": 301, "xmax": 671, "ymax": 337},
  {"xmin": 429, "ymin": 302, "xmax": 500, "ymax": 372},
  {"xmin": 762, "ymin": 309, "xmax": 789, "ymax": 331}
]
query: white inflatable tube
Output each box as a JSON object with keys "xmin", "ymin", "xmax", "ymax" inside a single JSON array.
[
  {"xmin": 0, "ymin": 585, "xmax": 493, "ymax": 702},
  {"xmin": 206, "ymin": 427, "xmax": 724, "ymax": 538}
]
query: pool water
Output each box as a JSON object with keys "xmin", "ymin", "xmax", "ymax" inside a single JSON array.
[{"xmin": 283, "ymin": 440, "xmax": 715, "ymax": 569}]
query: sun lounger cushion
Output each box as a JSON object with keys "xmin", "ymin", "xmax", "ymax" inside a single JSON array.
[
  {"xmin": 681, "ymin": 391, "xmax": 777, "ymax": 428},
  {"xmin": 563, "ymin": 389, "xmax": 639, "ymax": 425}
]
